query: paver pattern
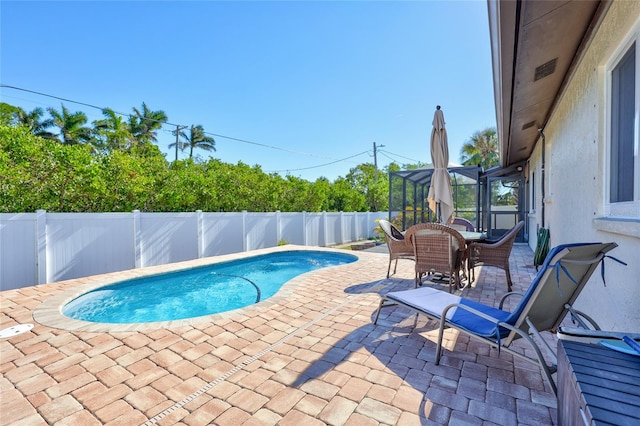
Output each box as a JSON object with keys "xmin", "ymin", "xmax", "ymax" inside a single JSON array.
[{"xmin": 1, "ymin": 244, "xmax": 559, "ymax": 425}]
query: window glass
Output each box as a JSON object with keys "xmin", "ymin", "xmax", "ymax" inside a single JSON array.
[{"xmin": 610, "ymin": 43, "xmax": 635, "ymax": 203}]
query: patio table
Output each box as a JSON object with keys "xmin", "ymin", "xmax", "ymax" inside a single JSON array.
[{"xmin": 458, "ymin": 230, "xmax": 486, "ymax": 286}]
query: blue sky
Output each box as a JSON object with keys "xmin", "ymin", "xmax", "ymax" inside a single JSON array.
[{"xmin": 1, "ymin": 1, "xmax": 496, "ymax": 181}]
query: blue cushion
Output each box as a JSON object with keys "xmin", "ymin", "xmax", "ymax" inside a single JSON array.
[{"xmin": 449, "ymin": 298, "xmax": 511, "ymax": 337}]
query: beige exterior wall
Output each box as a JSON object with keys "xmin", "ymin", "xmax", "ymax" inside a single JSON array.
[{"xmin": 526, "ymin": 1, "xmax": 640, "ymax": 330}]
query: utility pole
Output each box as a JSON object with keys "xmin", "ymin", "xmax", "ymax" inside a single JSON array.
[
  {"xmin": 373, "ymin": 142, "xmax": 385, "ymax": 181},
  {"xmin": 173, "ymin": 125, "xmax": 188, "ymax": 162}
]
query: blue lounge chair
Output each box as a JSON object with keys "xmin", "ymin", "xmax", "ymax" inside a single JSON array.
[{"xmin": 374, "ymin": 242, "xmax": 622, "ymax": 394}]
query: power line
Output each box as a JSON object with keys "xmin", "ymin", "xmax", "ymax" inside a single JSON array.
[
  {"xmin": 267, "ymin": 150, "xmax": 370, "ymax": 174},
  {"xmin": 201, "ymin": 131, "xmax": 346, "ymax": 160},
  {"xmin": 1, "ymin": 84, "xmax": 358, "ymax": 162},
  {"xmin": 0, "ymin": 84, "xmax": 183, "ymax": 128},
  {"xmin": 378, "ymin": 149, "xmax": 423, "ymax": 164},
  {"xmin": 2, "ymin": 83, "xmax": 413, "ymax": 172}
]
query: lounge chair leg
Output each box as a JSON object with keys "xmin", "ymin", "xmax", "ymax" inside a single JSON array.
[
  {"xmin": 435, "ymin": 319, "xmax": 447, "ymax": 365},
  {"xmin": 373, "ymin": 299, "xmax": 385, "ymax": 324},
  {"xmin": 524, "ymin": 318, "xmax": 558, "ymax": 395}
]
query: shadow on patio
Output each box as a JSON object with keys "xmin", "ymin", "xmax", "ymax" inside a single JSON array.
[{"xmin": 290, "ymin": 267, "xmax": 555, "ymax": 425}]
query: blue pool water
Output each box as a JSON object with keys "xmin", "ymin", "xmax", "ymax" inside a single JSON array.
[{"xmin": 62, "ymin": 250, "xmax": 356, "ymax": 324}]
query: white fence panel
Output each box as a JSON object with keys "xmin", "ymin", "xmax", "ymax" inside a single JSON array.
[
  {"xmin": 139, "ymin": 213, "xmax": 198, "ymax": 267},
  {"xmin": 304, "ymin": 213, "xmax": 324, "ymax": 246},
  {"xmin": 201, "ymin": 213, "xmax": 244, "ymax": 256},
  {"xmin": 246, "ymin": 212, "xmax": 278, "ymax": 251},
  {"xmin": 1, "ymin": 213, "xmax": 37, "ymax": 291},
  {"xmin": 357, "ymin": 214, "xmax": 370, "ymax": 240},
  {"xmin": 46, "ymin": 213, "xmax": 135, "ymax": 284},
  {"xmin": 342, "ymin": 212, "xmax": 356, "ymax": 242},
  {"xmin": 366, "ymin": 212, "xmax": 387, "ymax": 238},
  {"xmin": 0, "ymin": 210, "xmax": 387, "ymax": 290},
  {"xmin": 325, "ymin": 213, "xmax": 342, "ymax": 246},
  {"xmin": 279, "ymin": 212, "xmax": 305, "ymax": 245}
]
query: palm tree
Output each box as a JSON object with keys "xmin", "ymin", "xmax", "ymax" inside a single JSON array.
[
  {"xmin": 93, "ymin": 108, "xmax": 134, "ymax": 151},
  {"xmin": 129, "ymin": 102, "xmax": 168, "ymax": 145},
  {"xmin": 460, "ymin": 127, "xmax": 499, "ymax": 169},
  {"xmin": 47, "ymin": 104, "xmax": 92, "ymax": 145},
  {"xmin": 12, "ymin": 106, "xmax": 56, "ymax": 139},
  {"xmin": 170, "ymin": 125, "xmax": 216, "ymax": 159}
]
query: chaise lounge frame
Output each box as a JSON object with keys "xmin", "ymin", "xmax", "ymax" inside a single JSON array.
[{"xmin": 374, "ymin": 241, "xmax": 621, "ymax": 395}]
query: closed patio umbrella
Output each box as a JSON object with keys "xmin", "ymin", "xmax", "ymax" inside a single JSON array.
[{"xmin": 427, "ymin": 106, "xmax": 454, "ymax": 223}]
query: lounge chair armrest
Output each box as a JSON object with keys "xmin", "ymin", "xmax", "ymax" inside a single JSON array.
[
  {"xmin": 564, "ymin": 304, "xmax": 602, "ymax": 330},
  {"xmin": 440, "ymin": 302, "xmax": 508, "ymax": 328},
  {"xmin": 498, "ymin": 291, "xmax": 525, "ymax": 309}
]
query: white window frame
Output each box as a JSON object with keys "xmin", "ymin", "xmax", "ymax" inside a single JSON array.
[{"xmin": 604, "ymin": 21, "xmax": 640, "ymax": 219}]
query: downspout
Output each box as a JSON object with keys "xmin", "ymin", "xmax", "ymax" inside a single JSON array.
[
  {"xmin": 538, "ymin": 128, "xmax": 546, "ymax": 228},
  {"xmin": 533, "ymin": 128, "xmax": 550, "ymax": 270}
]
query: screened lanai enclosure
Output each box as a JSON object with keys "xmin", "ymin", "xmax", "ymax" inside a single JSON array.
[{"xmin": 388, "ymin": 163, "xmax": 528, "ymax": 242}]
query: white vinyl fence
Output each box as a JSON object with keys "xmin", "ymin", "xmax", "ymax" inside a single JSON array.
[{"xmin": 0, "ymin": 210, "xmax": 387, "ymax": 291}]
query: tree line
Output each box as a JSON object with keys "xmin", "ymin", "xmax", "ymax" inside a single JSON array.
[{"xmin": 1, "ymin": 102, "xmax": 498, "ymax": 214}]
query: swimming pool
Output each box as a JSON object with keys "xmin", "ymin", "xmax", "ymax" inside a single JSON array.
[{"xmin": 62, "ymin": 250, "xmax": 356, "ymax": 324}]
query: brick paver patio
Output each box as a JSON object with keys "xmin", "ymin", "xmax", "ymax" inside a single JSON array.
[{"xmin": 1, "ymin": 244, "xmax": 558, "ymax": 425}]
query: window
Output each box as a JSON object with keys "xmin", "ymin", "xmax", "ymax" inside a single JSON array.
[
  {"xmin": 610, "ymin": 44, "xmax": 635, "ymax": 203},
  {"xmin": 606, "ymin": 32, "xmax": 640, "ymax": 219}
]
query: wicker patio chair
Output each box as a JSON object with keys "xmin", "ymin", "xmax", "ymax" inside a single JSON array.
[
  {"xmin": 450, "ymin": 217, "xmax": 475, "ymax": 232},
  {"xmin": 378, "ymin": 219, "xmax": 414, "ymax": 278},
  {"xmin": 405, "ymin": 223, "xmax": 466, "ymax": 292},
  {"xmin": 468, "ymin": 220, "xmax": 524, "ymax": 291}
]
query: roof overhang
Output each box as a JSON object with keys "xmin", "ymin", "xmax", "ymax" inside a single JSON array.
[{"xmin": 488, "ymin": 0, "xmax": 611, "ymax": 167}]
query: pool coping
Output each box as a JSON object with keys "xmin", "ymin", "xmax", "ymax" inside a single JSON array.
[{"xmin": 33, "ymin": 245, "xmax": 363, "ymax": 333}]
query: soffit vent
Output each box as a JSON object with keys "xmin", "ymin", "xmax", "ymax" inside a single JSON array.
[
  {"xmin": 522, "ymin": 120, "xmax": 536, "ymax": 130},
  {"xmin": 534, "ymin": 58, "xmax": 558, "ymax": 81}
]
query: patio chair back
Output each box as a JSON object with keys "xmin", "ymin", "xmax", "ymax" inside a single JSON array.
[
  {"xmin": 405, "ymin": 223, "xmax": 466, "ymax": 291},
  {"xmin": 450, "ymin": 217, "xmax": 475, "ymax": 232},
  {"xmin": 378, "ymin": 219, "xmax": 414, "ymax": 278},
  {"xmin": 469, "ymin": 220, "xmax": 524, "ymax": 291}
]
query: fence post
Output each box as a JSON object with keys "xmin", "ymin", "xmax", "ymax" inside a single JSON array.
[
  {"xmin": 276, "ymin": 210, "xmax": 281, "ymax": 244},
  {"xmin": 322, "ymin": 211, "xmax": 328, "ymax": 247},
  {"xmin": 302, "ymin": 211, "xmax": 307, "ymax": 246},
  {"xmin": 242, "ymin": 210, "xmax": 248, "ymax": 252},
  {"xmin": 354, "ymin": 211, "xmax": 359, "ymax": 241},
  {"xmin": 196, "ymin": 210, "xmax": 203, "ymax": 258},
  {"xmin": 133, "ymin": 210, "xmax": 142, "ymax": 268},
  {"xmin": 36, "ymin": 209, "xmax": 47, "ymax": 284}
]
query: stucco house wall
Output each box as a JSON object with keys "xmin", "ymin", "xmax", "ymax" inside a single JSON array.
[{"xmin": 527, "ymin": 1, "xmax": 640, "ymax": 330}]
